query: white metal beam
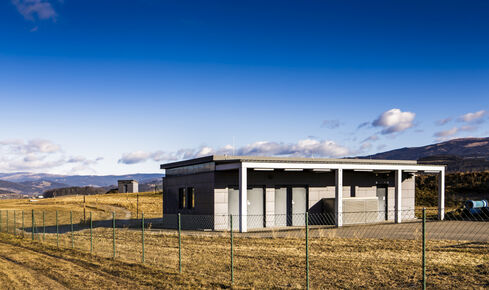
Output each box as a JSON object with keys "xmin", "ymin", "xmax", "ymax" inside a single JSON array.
[
  {"xmin": 438, "ymin": 169, "xmax": 445, "ymax": 220},
  {"xmin": 395, "ymin": 169, "xmax": 402, "ymax": 223},
  {"xmin": 335, "ymin": 169, "xmax": 343, "ymax": 227},
  {"xmin": 239, "ymin": 164, "xmax": 248, "ymax": 232},
  {"xmin": 242, "ymin": 161, "xmax": 445, "ymax": 172}
]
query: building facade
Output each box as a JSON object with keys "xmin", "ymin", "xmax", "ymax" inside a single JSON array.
[{"xmin": 161, "ymin": 155, "xmax": 445, "ymax": 232}]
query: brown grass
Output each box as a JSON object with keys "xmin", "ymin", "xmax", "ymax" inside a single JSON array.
[
  {"xmin": 6, "ymin": 227, "xmax": 487, "ymax": 289},
  {"xmin": 0, "ymin": 193, "xmax": 488, "ymax": 288}
]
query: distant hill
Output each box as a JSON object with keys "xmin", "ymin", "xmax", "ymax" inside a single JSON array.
[
  {"xmin": 360, "ymin": 137, "xmax": 489, "ymax": 172},
  {"xmin": 0, "ymin": 173, "xmax": 163, "ymax": 187},
  {"xmin": 0, "ymin": 173, "xmax": 163, "ymax": 197}
]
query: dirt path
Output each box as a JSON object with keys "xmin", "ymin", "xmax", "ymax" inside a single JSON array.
[{"xmin": 0, "ymin": 234, "xmax": 224, "ymax": 289}]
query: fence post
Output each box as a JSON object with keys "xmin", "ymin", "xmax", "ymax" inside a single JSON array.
[
  {"xmin": 142, "ymin": 212, "xmax": 145, "ymax": 263},
  {"xmin": 112, "ymin": 211, "xmax": 116, "ymax": 259},
  {"xmin": 90, "ymin": 212, "xmax": 93, "ymax": 254},
  {"xmin": 7, "ymin": 211, "xmax": 9, "ymax": 234},
  {"xmin": 56, "ymin": 210, "xmax": 59, "ymax": 248},
  {"xmin": 43, "ymin": 211, "xmax": 45, "ymax": 241},
  {"xmin": 32, "ymin": 209, "xmax": 35, "ymax": 241},
  {"xmin": 22, "ymin": 211, "xmax": 24, "ymax": 238},
  {"xmin": 306, "ymin": 212, "xmax": 309, "ymax": 290},
  {"xmin": 422, "ymin": 208, "xmax": 426, "ymax": 290},
  {"xmin": 70, "ymin": 211, "xmax": 74, "ymax": 249},
  {"xmin": 230, "ymin": 214, "xmax": 234, "ymax": 284},
  {"xmin": 0, "ymin": 210, "xmax": 2, "ymax": 233},
  {"xmin": 178, "ymin": 213, "xmax": 182, "ymax": 273},
  {"xmin": 137, "ymin": 194, "xmax": 139, "ymax": 219},
  {"xmin": 12, "ymin": 211, "xmax": 14, "ymax": 235}
]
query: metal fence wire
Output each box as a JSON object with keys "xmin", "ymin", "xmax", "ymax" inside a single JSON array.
[{"xmin": 0, "ymin": 207, "xmax": 488, "ymax": 288}]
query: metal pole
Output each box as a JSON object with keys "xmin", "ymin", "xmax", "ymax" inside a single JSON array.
[
  {"xmin": 22, "ymin": 211, "xmax": 24, "ymax": 238},
  {"xmin": 0, "ymin": 210, "xmax": 2, "ymax": 233},
  {"xmin": 84, "ymin": 195, "xmax": 86, "ymax": 223},
  {"xmin": 422, "ymin": 208, "xmax": 426, "ymax": 290},
  {"xmin": 178, "ymin": 213, "xmax": 181, "ymax": 273},
  {"xmin": 112, "ymin": 211, "xmax": 116, "ymax": 259},
  {"xmin": 56, "ymin": 210, "xmax": 59, "ymax": 248},
  {"xmin": 70, "ymin": 211, "xmax": 74, "ymax": 249},
  {"xmin": 90, "ymin": 212, "xmax": 93, "ymax": 254},
  {"xmin": 12, "ymin": 211, "xmax": 15, "ymax": 235},
  {"xmin": 306, "ymin": 212, "xmax": 309, "ymax": 290},
  {"xmin": 43, "ymin": 211, "xmax": 45, "ymax": 241},
  {"xmin": 230, "ymin": 215, "xmax": 234, "ymax": 284},
  {"xmin": 32, "ymin": 209, "xmax": 35, "ymax": 241},
  {"xmin": 142, "ymin": 212, "xmax": 145, "ymax": 263},
  {"xmin": 7, "ymin": 211, "xmax": 9, "ymax": 234},
  {"xmin": 137, "ymin": 194, "xmax": 139, "ymax": 219}
]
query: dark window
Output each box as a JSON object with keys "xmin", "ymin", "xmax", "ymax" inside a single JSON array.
[
  {"xmin": 179, "ymin": 188, "xmax": 186, "ymax": 209},
  {"xmin": 187, "ymin": 187, "xmax": 195, "ymax": 209}
]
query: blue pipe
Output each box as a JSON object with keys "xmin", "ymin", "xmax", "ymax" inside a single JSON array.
[{"xmin": 465, "ymin": 200, "xmax": 488, "ymax": 209}]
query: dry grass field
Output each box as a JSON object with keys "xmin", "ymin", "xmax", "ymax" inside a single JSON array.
[{"xmin": 0, "ymin": 193, "xmax": 488, "ymax": 289}]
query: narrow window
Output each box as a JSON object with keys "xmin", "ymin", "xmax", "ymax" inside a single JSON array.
[
  {"xmin": 187, "ymin": 187, "xmax": 195, "ymax": 209},
  {"xmin": 179, "ymin": 188, "xmax": 186, "ymax": 209}
]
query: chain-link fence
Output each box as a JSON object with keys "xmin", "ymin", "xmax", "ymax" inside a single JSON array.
[{"xmin": 0, "ymin": 207, "xmax": 487, "ymax": 288}]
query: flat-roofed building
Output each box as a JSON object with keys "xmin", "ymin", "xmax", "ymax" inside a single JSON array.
[
  {"xmin": 118, "ymin": 180, "xmax": 139, "ymax": 193},
  {"xmin": 161, "ymin": 155, "xmax": 445, "ymax": 232}
]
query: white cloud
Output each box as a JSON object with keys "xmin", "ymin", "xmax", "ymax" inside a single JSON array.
[
  {"xmin": 11, "ymin": 0, "xmax": 57, "ymax": 21},
  {"xmin": 0, "ymin": 138, "xmax": 61, "ymax": 154},
  {"xmin": 372, "ymin": 108, "xmax": 416, "ymax": 135},
  {"xmin": 118, "ymin": 139, "xmax": 351, "ymax": 165},
  {"xmin": 362, "ymin": 135, "xmax": 379, "ymax": 143},
  {"xmin": 434, "ymin": 127, "xmax": 458, "ymax": 138},
  {"xmin": 321, "ymin": 120, "xmax": 341, "ymax": 129},
  {"xmin": 458, "ymin": 110, "xmax": 487, "ymax": 123},
  {"xmin": 435, "ymin": 117, "xmax": 452, "ymax": 126},
  {"xmin": 0, "ymin": 138, "xmax": 101, "ymax": 173},
  {"xmin": 459, "ymin": 125, "xmax": 477, "ymax": 132},
  {"xmin": 118, "ymin": 151, "xmax": 151, "ymax": 165}
]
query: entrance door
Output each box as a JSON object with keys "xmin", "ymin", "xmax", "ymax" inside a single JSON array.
[
  {"xmin": 247, "ymin": 188, "xmax": 264, "ymax": 229},
  {"xmin": 280, "ymin": 187, "xmax": 308, "ymax": 226},
  {"xmin": 376, "ymin": 185, "xmax": 388, "ymax": 221},
  {"xmin": 228, "ymin": 188, "xmax": 239, "ymax": 230},
  {"xmin": 275, "ymin": 188, "xmax": 287, "ymax": 226},
  {"xmin": 291, "ymin": 187, "xmax": 307, "ymax": 226}
]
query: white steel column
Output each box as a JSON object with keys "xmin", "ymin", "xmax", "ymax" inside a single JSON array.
[
  {"xmin": 395, "ymin": 169, "xmax": 402, "ymax": 223},
  {"xmin": 335, "ymin": 168, "xmax": 343, "ymax": 227},
  {"xmin": 239, "ymin": 163, "xmax": 248, "ymax": 232},
  {"xmin": 438, "ymin": 169, "xmax": 445, "ymax": 221}
]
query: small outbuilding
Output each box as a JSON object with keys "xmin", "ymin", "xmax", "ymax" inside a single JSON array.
[
  {"xmin": 161, "ymin": 155, "xmax": 446, "ymax": 232},
  {"xmin": 118, "ymin": 180, "xmax": 139, "ymax": 193}
]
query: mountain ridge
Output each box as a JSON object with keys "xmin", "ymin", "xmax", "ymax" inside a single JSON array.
[{"xmin": 360, "ymin": 137, "xmax": 489, "ymax": 171}]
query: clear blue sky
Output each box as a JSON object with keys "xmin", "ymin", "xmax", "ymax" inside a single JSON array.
[{"xmin": 0, "ymin": 0, "xmax": 488, "ymax": 174}]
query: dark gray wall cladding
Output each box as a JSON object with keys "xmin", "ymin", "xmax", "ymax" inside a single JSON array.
[
  {"xmin": 215, "ymin": 170, "xmax": 334, "ymax": 188},
  {"xmin": 163, "ymin": 171, "xmax": 215, "ymax": 215},
  {"xmin": 214, "ymin": 169, "xmax": 414, "ymax": 214}
]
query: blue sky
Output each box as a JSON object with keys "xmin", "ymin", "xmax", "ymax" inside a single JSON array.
[{"xmin": 0, "ymin": 0, "xmax": 488, "ymax": 174}]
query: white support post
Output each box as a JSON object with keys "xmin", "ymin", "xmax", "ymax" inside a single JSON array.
[
  {"xmin": 395, "ymin": 169, "xmax": 402, "ymax": 223},
  {"xmin": 335, "ymin": 168, "xmax": 343, "ymax": 227},
  {"xmin": 239, "ymin": 163, "xmax": 248, "ymax": 232},
  {"xmin": 438, "ymin": 169, "xmax": 445, "ymax": 221}
]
